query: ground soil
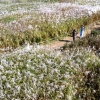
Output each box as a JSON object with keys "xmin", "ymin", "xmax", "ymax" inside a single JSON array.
[{"xmin": 49, "ymin": 21, "xmax": 100, "ymax": 50}]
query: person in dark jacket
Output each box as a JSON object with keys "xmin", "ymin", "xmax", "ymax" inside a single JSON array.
[{"xmin": 72, "ymin": 29, "xmax": 78, "ymax": 41}]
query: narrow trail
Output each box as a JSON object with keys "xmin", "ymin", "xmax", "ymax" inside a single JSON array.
[{"xmin": 49, "ymin": 22, "xmax": 100, "ymax": 50}]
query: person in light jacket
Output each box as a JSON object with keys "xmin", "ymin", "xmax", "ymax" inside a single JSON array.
[{"xmin": 80, "ymin": 25, "xmax": 84, "ymax": 38}]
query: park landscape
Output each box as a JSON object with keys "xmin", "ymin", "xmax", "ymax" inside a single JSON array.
[{"xmin": 0, "ymin": 0, "xmax": 100, "ymax": 100}]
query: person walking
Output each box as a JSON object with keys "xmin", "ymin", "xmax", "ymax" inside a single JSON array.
[
  {"xmin": 80, "ymin": 25, "xmax": 84, "ymax": 38},
  {"xmin": 72, "ymin": 29, "xmax": 78, "ymax": 42}
]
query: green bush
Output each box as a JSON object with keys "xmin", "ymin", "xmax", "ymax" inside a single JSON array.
[{"xmin": 91, "ymin": 29, "xmax": 100, "ymax": 36}]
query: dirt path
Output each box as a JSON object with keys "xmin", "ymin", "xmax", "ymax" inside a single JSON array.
[{"xmin": 49, "ymin": 22, "xmax": 100, "ymax": 50}]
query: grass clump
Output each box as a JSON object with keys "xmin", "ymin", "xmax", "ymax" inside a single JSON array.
[
  {"xmin": 0, "ymin": 15, "xmax": 18, "ymax": 23},
  {"xmin": 91, "ymin": 29, "xmax": 100, "ymax": 36}
]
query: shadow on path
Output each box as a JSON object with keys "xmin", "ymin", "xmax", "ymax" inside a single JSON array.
[
  {"xmin": 59, "ymin": 36, "xmax": 80, "ymax": 43},
  {"xmin": 59, "ymin": 39, "xmax": 71, "ymax": 42}
]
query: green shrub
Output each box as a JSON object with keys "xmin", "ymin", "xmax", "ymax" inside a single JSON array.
[{"xmin": 91, "ymin": 29, "xmax": 100, "ymax": 36}]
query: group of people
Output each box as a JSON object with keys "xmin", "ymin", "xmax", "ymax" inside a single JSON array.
[{"xmin": 72, "ymin": 25, "xmax": 84, "ymax": 41}]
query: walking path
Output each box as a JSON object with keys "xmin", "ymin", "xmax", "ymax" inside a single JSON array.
[{"xmin": 49, "ymin": 21, "xmax": 100, "ymax": 50}]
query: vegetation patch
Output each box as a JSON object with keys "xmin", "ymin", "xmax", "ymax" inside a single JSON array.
[{"xmin": 0, "ymin": 44, "xmax": 100, "ymax": 100}]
